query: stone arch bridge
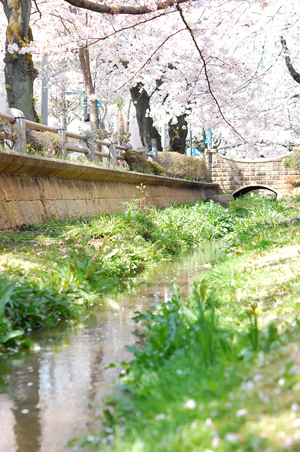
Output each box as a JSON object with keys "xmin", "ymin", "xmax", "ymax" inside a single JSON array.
[{"xmin": 206, "ymin": 150, "xmax": 298, "ymax": 198}]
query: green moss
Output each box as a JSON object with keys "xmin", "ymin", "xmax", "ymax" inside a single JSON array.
[{"xmin": 148, "ymin": 161, "xmax": 167, "ymax": 176}]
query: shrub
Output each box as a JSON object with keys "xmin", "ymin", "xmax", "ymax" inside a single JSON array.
[
  {"xmin": 0, "ymin": 273, "xmax": 74, "ymax": 349},
  {"xmin": 157, "ymin": 151, "xmax": 207, "ymax": 180},
  {"xmin": 284, "ymin": 149, "xmax": 300, "ymax": 170},
  {"xmin": 0, "ymin": 118, "xmax": 19, "ymax": 150},
  {"xmin": 26, "ymin": 130, "xmax": 63, "ymax": 157},
  {"xmin": 0, "ymin": 118, "xmax": 10, "ymax": 136},
  {"xmin": 122, "ymin": 151, "xmax": 152, "ymax": 174}
]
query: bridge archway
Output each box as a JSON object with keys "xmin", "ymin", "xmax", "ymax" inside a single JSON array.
[
  {"xmin": 232, "ymin": 184, "xmax": 278, "ymax": 199},
  {"xmin": 206, "ymin": 151, "xmax": 296, "ymax": 196}
]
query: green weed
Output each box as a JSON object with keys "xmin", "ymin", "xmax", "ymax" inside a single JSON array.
[
  {"xmin": 1, "ymin": 195, "xmax": 300, "ymax": 355},
  {"xmin": 0, "ymin": 273, "xmax": 76, "ymax": 350}
]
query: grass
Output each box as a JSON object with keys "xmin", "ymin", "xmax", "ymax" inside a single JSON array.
[
  {"xmin": 66, "ymin": 195, "xmax": 300, "ymax": 452},
  {"xmin": 0, "ymin": 193, "xmax": 299, "ymax": 357}
]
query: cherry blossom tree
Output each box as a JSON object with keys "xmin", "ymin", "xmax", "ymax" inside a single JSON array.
[
  {"xmin": 2, "ymin": 0, "xmax": 300, "ymax": 155},
  {"xmin": 33, "ymin": 0, "xmax": 267, "ymax": 142}
]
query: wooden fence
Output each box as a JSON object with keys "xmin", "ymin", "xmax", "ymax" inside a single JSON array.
[{"xmin": 0, "ymin": 108, "xmax": 152, "ymax": 165}]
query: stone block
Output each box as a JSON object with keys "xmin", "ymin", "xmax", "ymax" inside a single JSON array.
[
  {"xmin": 0, "ymin": 202, "xmax": 12, "ymax": 230},
  {"xmin": 66, "ymin": 180, "xmax": 91, "ymax": 200},
  {"xmin": 41, "ymin": 200, "xmax": 58, "ymax": 221},
  {"xmin": 255, "ymin": 172, "xmax": 266, "ymax": 176},
  {"xmin": 55, "ymin": 199, "xmax": 72, "ymax": 219},
  {"xmin": 5, "ymin": 201, "xmax": 24, "ymax": 228},
  {"xmin": 39, "ymin": 177, "xmax": 62, "ymax": 200},
  {"xmin": 16, "ymin": 200, "xmax": 44, "ymax": 225},
  {"xmin": 0, "ymin": 174, "xmax": 29, "ymax": 201},
  {"xmin": 89, "ymin": 180, "xmax": 105, "ymax": 199}
]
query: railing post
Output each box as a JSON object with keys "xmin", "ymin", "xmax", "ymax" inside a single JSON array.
[
  {"xmin": 57, "ymin": 125, "xmax": 66, "ymax": 158},
  {"xmin": 80, "ymin": 131, "xmax": 95, "ymax": 161},
  {"xmin": 137, "ymin": 146, "xmax": 147, "ymax": 159},
  {"xmin": 99, "ymin": 139, "xmax": 111, "ymax": 163},
  {"xmin": 6, "ymin": 108, "xmax": 26, "ymax": 153},
  {"xmin": 50, "ymin": 121, "xmax": 66, "ymax": 157},
  {"xmin": 110, "ymin": 143, "xmax": 117, "ymax": 165}
]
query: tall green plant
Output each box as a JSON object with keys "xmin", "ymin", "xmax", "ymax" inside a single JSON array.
[
  {"xmin": 193, "ymin": 288, "xmax": 216, "ymax": 366},
  {"xmin": 0, "ymin": 273, "xmax": 73, "ymax": 348}
]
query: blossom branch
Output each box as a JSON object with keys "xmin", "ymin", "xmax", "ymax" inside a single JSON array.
[
  {"xmin": 176, "ymin": 2, "xmax": 249, "ymax": 143},
  {"xmin": 115, "ymin": 28, "xmax": 185, "ymax": 92}
]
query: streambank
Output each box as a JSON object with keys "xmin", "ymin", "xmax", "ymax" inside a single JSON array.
[
  {"xmin": 1, "ymin": 196, "xmax": 300, "ymax": 451},
  {"xmin": 0, "ymin": 196, "xmax": 270, "ymax": 352}
]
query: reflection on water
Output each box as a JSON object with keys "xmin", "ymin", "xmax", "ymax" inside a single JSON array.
[{"xmin": 0, "ymin": 243, "xmax": 222, "ymax": 452}]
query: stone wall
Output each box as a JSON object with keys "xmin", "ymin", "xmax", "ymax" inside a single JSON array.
[
  {"xmin": 206, "ymin": 150, "xmax": 298, "ymax": 194},
  {"xmin": 0, "ymin": 152, "xmax": 220, "ymax": 230}
]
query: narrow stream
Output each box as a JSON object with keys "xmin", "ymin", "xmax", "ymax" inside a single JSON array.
[{"xmin": 0, "ymin": 243, "xmax": 222, "ymax": 452}]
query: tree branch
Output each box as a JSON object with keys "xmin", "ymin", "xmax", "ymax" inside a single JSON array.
[
  {"xmin": 33, "ymin": 0, "xmax": 42, "ymax": 19},
  {"xmin": 115, "ymin": 27, "xmax": 184, "ymax": 92},
  {"xmin": 57, "ymin": 10, "xmax": 177, "ymax": 50},
  {"xmin": 176, "ymin": 2, "xmax": 249, "ymax": 144},
  {"xmin": 63, "ymin": 0, "xmax": 188, "ymax": 15},
  {"xmin": 280, "ymin": 36, "xmax": 300, "ymax": 85}
]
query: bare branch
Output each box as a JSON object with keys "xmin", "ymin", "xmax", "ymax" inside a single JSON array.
[
  {"xmin": 63, "ymin": 0, "xmax": 188, "ymax": 15},
  {"xmin": 66, "ymin": 10, "xmax": 177, "ymax": 50},
  {"xmin": 33, "ymin": 0, "xmax": 42, "ymax": 19}
]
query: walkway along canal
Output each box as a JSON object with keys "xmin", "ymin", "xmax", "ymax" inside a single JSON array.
[{"xmin": 0, "ymin": 243, "xmax": 221, "ymax": 452}]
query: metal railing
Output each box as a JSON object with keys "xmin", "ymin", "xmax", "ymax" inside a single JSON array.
[{"xmin": 0, "ymin": 108, "xmax": 138, "ymax": 165}]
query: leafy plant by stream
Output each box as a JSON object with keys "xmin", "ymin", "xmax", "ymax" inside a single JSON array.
[
  {"xmin": 72, "ymin": 267, "xmax": 300, "ymax": 451},
  {"xmin": 0, "ymin": 274, "xmax": 74, "ymax": 349}
]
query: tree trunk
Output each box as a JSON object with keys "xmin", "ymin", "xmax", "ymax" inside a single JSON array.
[
  {"xmin": 1, "ymin": 0, "xmax": 39, "ymax": 121},
  {"xmin": 78, "ymin": 47, "xmax": 99, "ymax": 132},
  {"xmin": 130, "ymin": 83, "xmax": 162, "ymax": 152},
  {"xmin": 280, "ymin": 37, "xmax": 300, "ymax": 85},
  {"xmin": 61, "ymin": 88, "xmax": 67, "ymax": 129},
  {"xmin": 119, "ymin": 111, "xmax": 124, "ymax": 134},
  {"xmin": 168, "ymin": 115, "xmax": 188, "ymax": 153}
]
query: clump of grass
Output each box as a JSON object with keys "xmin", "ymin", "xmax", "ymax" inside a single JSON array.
[
  {"xmin": 26, "ymin": 130, "xmax": 63, "ymax": 157},
  {"xmin": 0, "ymin": 273, "xmax": 80, "ymax": 350},
  {"xmin": 125, "ymin": 284, "xmax": 217, "ymax": 373},
  {"xmin": 157, "ymin": 151, "xmax": 207, "ymax": 181},
  {"xmin": 1, "ymin": 195, "xmax": 300, "ymax": 353}
]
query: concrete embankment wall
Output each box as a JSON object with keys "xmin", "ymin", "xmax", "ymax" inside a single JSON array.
[{"xmin": 0, "ymin": 152, "xmax": 220, "ymax": 230}]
